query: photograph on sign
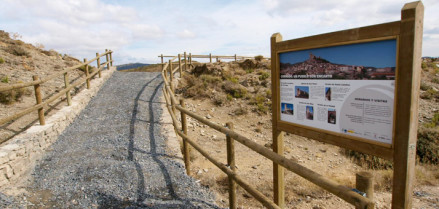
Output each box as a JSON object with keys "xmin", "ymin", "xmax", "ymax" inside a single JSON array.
[{"xmin": 279, "ymin": 39, "xmax": 396, "ymax": 144}]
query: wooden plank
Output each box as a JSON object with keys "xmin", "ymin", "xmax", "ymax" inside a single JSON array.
[
  {"xmin": 172, "ymin": 103, "xmax": 374, "ymax": 208},
  {"xmin": 276, "ymin": 21, "xmax": 400, "ymax": 53},
  {"xmin": 271, "ymin": 33, "xmax": 285, "ymax": 208},
  {"xmin": 277, "ymin": 122, "xmax": 394, "ymax": 160},
  {"xmin": 392, "ymin": 2, "xmax": 424, "ymax": 209}
]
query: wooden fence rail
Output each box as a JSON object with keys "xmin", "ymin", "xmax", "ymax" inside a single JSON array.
[
  {"xmin": 158, "ymin": 53, "xmax": 269, "ymax": 66},
  {"xmin": 160, "ymin": 53, "xmax": 374, "ymax": 209},
  {"xmin": 0, "ymin": 50, "xmax": 114, "ymax": 126}
]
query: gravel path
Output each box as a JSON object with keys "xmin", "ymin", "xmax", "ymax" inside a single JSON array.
[{"xmin": 20, "ymin": 72, "xmax": 219, "ymax": 208}]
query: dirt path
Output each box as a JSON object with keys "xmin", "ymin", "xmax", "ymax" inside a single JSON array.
[{"xmin": 2, "ymin": 72, "xmax": 218, "ymax": 208}]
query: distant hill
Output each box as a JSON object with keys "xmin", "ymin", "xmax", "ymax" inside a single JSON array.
[
  {"xmin": 116, "ymin": 63, "xmax": 150, "ymax": 71},
  {"xmin": 121, "ymin": 64, "xmax": 162, "ymax": 72}
]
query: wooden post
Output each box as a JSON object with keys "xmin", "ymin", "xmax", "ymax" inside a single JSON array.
[
  {"xmin": 271, "ymin": 33, "xmax": 285, "ymax": 208},
  {"xmin": 64, "ymin": 72, "xmax": 71, "ymax": 106},
  {"xmin": 161, "ymin": 54, "xmax": 164, "ymax": 71},
  {"xmin": 209, "ymin": 53, "xmax": 212, "ymax": 63},
  {"xmin": 97, "ymin": 52, "xmax": 102, "ymax": 78},
  {"xmin": 169, "ymin": 60, "xmax": 173, "ymax": 84},
  {"xmin": 356, "ymin": 171, "xmax": 374, "ymax": 209},
  {"xmin": 226, "ymin": 122, "xmax": 237, "ymax": 209},
  {"xmin": 392, "ymin": 2, "xmax": 424, "ymax": 209},
  {"xmin": 180, "ymin": 99, "xmax": 190, "ymax": 175},
  {"xmin": 105, "ymin": 49, "xmax": 110, "ymax": 72},
  {"xmin": 178, "ymin": 54, "xmax": 182, "ymax": 77},
  {"xmin": 109, "ymin": 50, "xmax": 113, "ymax": 66},
  {"xmin": 184, "ymin": 52, "xmax": 187, "ymax": 72},
  {"xmin": 235, "ymin": 54, "xmax": 237, "ymax": 62},
  {"xmin": 32, "ymin": 75, "xmax": 45, "ymax": 125},
  {"xmin": 189, "ymin": 53, "xmax": 192, "ymax": 66},
  {"xmin": 84, "ymin": 58, "xmax": 90, "ymax": 89}
]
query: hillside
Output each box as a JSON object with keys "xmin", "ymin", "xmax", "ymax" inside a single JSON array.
[
  {"xmin": 0, "ymin": 30, "xmax": 85, "ymax": 143},
  {"xmin": 116, "ymin": 62, "xmax": 149, "ymax": 71},
  {"xmin": 173, "ymin": 58, "xmax": 439, "ymax": 208}
]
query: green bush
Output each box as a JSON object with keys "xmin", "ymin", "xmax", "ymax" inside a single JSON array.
[
  {"xmin": 227, "ymin": 77, "xmax": 239, "ymax": 84},
  {"xmin": 0, "ymin": 57, "xmax": 4, "ymax": 64},
  {"xmin": 417, "ymin": 127, "xmax": 439, "ymax": 164},
  {"xmin": 258, "ymin": 71, "xmax": 270, "ymax": 81},
  {"xmin": 432, "ymin": 78, "xmax": 439, "ymax": 84},
  {"xmin": 421, "ymin": 62, "xmax": 428, "ymax": 70},
  {"xmin": 1, "ymin": 76, "xmax": 9, "ymax": 83},
  {"xmin": 424, "ymin": 112, "xmax": 439, "ymax": 128},
  {"xmin": 222, "ymin": 81, "xmax": 247, "ymax": 98}
]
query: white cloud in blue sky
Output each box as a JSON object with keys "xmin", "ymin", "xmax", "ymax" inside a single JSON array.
[{"xmin": 0, "ymin": 0, "xmax": 437, "ymax": 64}]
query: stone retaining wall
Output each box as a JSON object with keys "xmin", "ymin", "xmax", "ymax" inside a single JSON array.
[{"xmin": 0, "ymin": 67, "xmax": 116, "ymax": 187}]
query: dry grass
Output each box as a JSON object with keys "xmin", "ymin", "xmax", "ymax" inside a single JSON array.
[{"xmin": 0, "ymin": 86, "xmax": 32, "ymax": 105}]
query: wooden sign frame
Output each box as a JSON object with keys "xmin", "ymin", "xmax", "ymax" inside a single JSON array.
[{"xmin": 270, "ymin": 1, "xmax": 423, "ymax": 208}]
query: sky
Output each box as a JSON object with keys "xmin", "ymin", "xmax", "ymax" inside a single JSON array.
[
  {"xmin": 0, "ymin": 0, "xmax": 437, "ymax": 65},
  {"xmin": 279, "ymin": 39, "xmax": 397, "ymax": 68}
]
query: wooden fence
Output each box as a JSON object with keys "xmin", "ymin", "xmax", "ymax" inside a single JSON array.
[
  {"xmin": 159, "ymin": 53, "xmax": 267, "ymax": 65},
  {"xmin": 160, "ymin": 53, "xmax": 374, "ymax": 209},
  {"xmin": 0, "ymin": 49, "xmax": 114, "ymax": 126}
]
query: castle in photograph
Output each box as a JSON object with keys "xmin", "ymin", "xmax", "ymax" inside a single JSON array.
[{"xmin": 280, "ymin": 53, "xmax": 395, "ymax": 80}]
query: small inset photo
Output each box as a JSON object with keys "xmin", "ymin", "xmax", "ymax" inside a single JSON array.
[
  {"xmin": 295, "ymin": 86, "xmax": 309, "ymax": 99},
  {"xmin": 306, "ymin": 106, "xmax": 314, "ymax": 120},
  {"xmin": 328, "ymin": 108, "xmax": 336, "ymax": 124},
  {"xmin": 325, "ymin": 87, "xmax": 331, "ymax": 101},
  {"xmin": 281, "ymin": 103, "xmax": 294, "ymax": 115}
]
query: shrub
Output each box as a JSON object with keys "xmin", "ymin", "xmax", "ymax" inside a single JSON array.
[
  {"xmin": 227, "ymin": 77, "xmax": 239, "ymax": 84},
  {"xmin": 7, "ymin": 45, "xmax": 30, "ymax": 57},
  {"xmin": 200, "ymin": 74, "xmax": 221, "ymax": 84},
  {"xmin": 421, "ymin": 62, "xmax": 428, "ymax": 70},
  {"xmin": 255, "ymin": 55, "xmax": 264, "ymax": 61},
  {"xmin": 0, "ymin": 30, "xmax": 9, "ymax": 39},
  {"xmin": 234, "ymin": 107, "xmax": 248, "ymax": 115},
  {"xmin": 420, "ymin": 89, "xmax": 439, "ymax": 100},
  {"xmin": 424, "ymin": 112, "xmax": 439, "ymax": 128},
  {"xmin": 0, "ymin": 57, "xmax": 4, "ymax": 64},
  {"xmin": 343, "ymin": 149, "xmax": 393, "ymax": 169},
  {"xmin": 420, "ymin": 82, "xmax": 431, "ymax": 91},
  {"xmin": 239, "ymin": 59, "xmax": 258, "ymax": 71},
  {"xmin": 266, "ymin": 89, "xmax": 272, "ymax": 98},
  {"xmin": 1, "ymin": 76, "xmax": 9, "ymax": 83},
  {"xmin": 78, "ymin": 65, "xmax": 95, "ymax": 73},
  {"xmin": 417, "ymin": 127, "xmax": 439, "ymax": 164},
  {"xmin": 222, "ymin": 81, "xmax": 247, "ymax": 98},
  {"xmin": 257, "ymin": 103, "xmax": 268, "ymax": 113},
  {"xmin": 212, "ymin": 94, "xmax": 227, "ymax": 106},
  {"xmin": 0, "ymin": 86, "xmax": 30, "ymax": 105},
  {"xmin": 258, "ymin": 71, "xmax": 270, "ymax": 81},
  {"xmin": 432, "ymin": 78, "xmax": 439, "ymax": 84},
  {"xmin": 191, "ymin": 64, "xmax": 210, "ymax": 77}
]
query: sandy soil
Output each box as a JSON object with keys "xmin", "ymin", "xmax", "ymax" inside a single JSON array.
[{"xmin": 172, "ymin": 60, "xmax": 439, "ymax": 209}]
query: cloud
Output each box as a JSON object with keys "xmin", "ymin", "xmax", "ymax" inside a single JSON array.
[
  {"xmin": 0, "ymin": 0, "xmax": 437, "ymax": 65},
  {"xmin": 177, "ymin": 29, "xmax": 196, "ymax": 39},
  {"xmin": 0, "ymin": 0, "xmax": 164, "ymax": 62}
]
